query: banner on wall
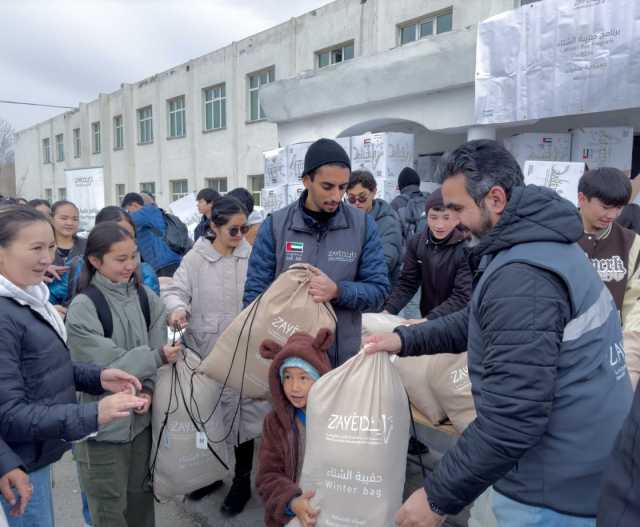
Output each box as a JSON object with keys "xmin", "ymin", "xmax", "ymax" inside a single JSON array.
[
  {"xmin": 475, "ymin": 0, "xmax": 640, "ymax": 124},
  {"xmin": 523, "ymin": 160, "xmax": 586, "ymax": 207},
  {"xmin": 64, "ymin": 167, "xmax": 105, "ymax": 231}
]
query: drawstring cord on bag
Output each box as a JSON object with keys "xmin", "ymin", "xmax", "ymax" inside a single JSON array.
[{"xmin": 407, "ymin": 393, "xmax": 427, "ymax": 479}]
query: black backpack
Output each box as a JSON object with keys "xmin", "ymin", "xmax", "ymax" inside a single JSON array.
[
  {"xmin": 155, "ymin": 210, "xmax": 192, "ymax": 256},
  {"xmin": 397, "ymin": 191, "xmax": 428, "ymax": 240},
  {"xmin": 81, "ymin": 285, "xmax": 150, "ymax": 339}
]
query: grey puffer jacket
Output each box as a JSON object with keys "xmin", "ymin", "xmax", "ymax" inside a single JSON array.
[{"xmin": 163, "ymin": 237, "xmax": 270, "ymax": 444}]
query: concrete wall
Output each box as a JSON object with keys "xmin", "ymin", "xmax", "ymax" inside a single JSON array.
[{"xmin": 15, "ymin": 0, "xmax": 516, "ymax": 206}]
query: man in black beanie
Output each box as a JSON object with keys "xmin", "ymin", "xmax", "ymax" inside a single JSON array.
[
  {"xmin": 243, "ymin": 138, "xmax": 390, "ymax": 366},
  {"xmin": 391, "ymin": 166, "xmax": 429, "ymax": 241}
]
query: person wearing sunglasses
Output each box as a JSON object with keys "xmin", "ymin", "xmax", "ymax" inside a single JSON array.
[
  {"xmin": 346, "ymin": 170, "xmax": 403, "ymax": 288},
  {"xmin": 163, "ymin": 196, "xmax": 270, "ymax": 515}
]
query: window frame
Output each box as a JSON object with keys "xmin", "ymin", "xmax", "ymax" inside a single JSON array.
[
  {"xmin": 167, "ymin": 95, "xmax": 186, "ymax": 139},
  {"xmin": 113, "ymin": 115, "xmax": 124, "ymax": 150},
  {"xmin": 73, "ymin": 128, "xmax": 81, "ymax": 158},
  {"xmin": 137, "ymin": 106, "xmax": 154, "ymax": 145},
  {"xmin": 55, "ymin": 133, "xmax": 64, "ymax": 162},
  {"xmin": 139, "ymin": 182, "xmax": 156, "ymax": 196},
  {"xmin": 44, "ymin": 188, "xmax": 53, "ymax": 202},
  {"xmin": 58, "ymin": 187, "xmax": 66, "ymax": 201},
  {"xmin": 91, "ymin": 121, "xmax": 101, "ymax": 154},
  {"xmin": 42, "ymin": 138, "xmax": 51, "ymax": 164},
  {"xmin": 203, "ymin": 83, "xmax": 227, "ymax": 132},
  {"xmin": 170, "ymin": 179, "xmax": 189, "ymax": 202},
  {"xmin": 398, "ymin": 8, "xmax": 453, "ymax": 45},
  {"xmin": 316, "ymin": 41, "xmax": 355, "ymax": 69},
  {"xmin": 205, "ymin": 177, "xmax": 228, "ymax": 193},
  {"xmin": 248, "ymin": 174, "xmax": 265, "ymax": 205},
  {"xmin": 247, "ymin": 67, "xmax": 275, "ymax": 123}
]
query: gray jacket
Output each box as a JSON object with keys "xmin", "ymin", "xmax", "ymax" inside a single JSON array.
[
  {"xmin": 370, "ymin": 199, "xmax": 403, "ymax": 287},
  {"xmin": 66, "ymin": 272, "xmax": 167, "ymax": 444}
]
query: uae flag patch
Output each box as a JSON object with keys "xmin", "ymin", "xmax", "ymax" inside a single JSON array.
[{"xmin": 285, "ymin": 241, "xmax": 304, "ymax": 254}]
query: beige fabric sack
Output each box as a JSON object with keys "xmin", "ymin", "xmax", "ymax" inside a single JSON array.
[
  {"xmin": 290, "ymin": 350, "xmax": 410, "ymax": 527},
  {"xmin": 198, "ymin": 263, "xmax": 337, "ymax": 399},
  {"xmin": 151, "ymin": 350, "xmax": 230, "ymax": 499},
  {"xmin": 362, "ymin": 312, "xmax": 407, "ymax": 337}
]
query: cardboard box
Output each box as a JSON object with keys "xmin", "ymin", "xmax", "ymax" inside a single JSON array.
[
  {"xmin": 503, "ymin": 133, "xmax": 571, "ymax": 170},
  {"xmin": 416, "ymin": 155, "xmax": 442, "ymax": 184},
  {"xmin": 350, "ymin": 133, "xmax": 415, "ymax": 182},
  {"xmin": 285, "ymin": 142, "xmax": 313, "ymax": 183},
  {"xmin": 376, "ymin": 178, "xmax": 400, "ymax": 203},
  {"xmin": 260, "ymin": 185, "xmax": 288, "ymax": 214},
  {"xmin": 523, "ymin": 160, "xmax": 586, "ymax": 207},
  {"xmin": 570, "ymin": 127, "xmax": 634, "ymax": 174},
  {"xmin": 286, "ymin": 183, "xmax": 305, "ymax": 205},
  {"xmin": 264, "ymin": 148, "xmax": 287, "ymax": 188}
]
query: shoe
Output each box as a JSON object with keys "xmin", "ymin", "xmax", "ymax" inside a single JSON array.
[
  {"xmin": 187, "ymin": 479, "xmax": 224, "ymax": 501},
  {"xmin": 220, "ymin": 476, "xmax": 251, "ymax": 516},
  {"xmin": 408, "ymin": 436, "xmax": 429, "ymax": 456}
]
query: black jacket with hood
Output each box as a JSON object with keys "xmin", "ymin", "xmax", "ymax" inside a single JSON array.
[
  {"xmin": 395, "ymin": 185, "xmax": 632, "ymax": 517},
  {"xmin": 384, "ymin": 227, "xmax": 471, "ymax": 318}
]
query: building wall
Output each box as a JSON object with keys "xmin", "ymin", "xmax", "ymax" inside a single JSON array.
[{"xmin": 15, "ymin": 0, "xmax": 515, "ymax": 207}]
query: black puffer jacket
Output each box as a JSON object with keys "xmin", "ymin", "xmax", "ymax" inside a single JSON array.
[
  {"xmin": 0, "ymin": 437, "xmax": 23, "ymax": 477},
  {"xmin": 396, "ymin": 185, "xmax": 630, "ymax": 516},
  {"xmin": 370, "ymin": 199, "xmax": 403, "ymax": 287},
  {"xmin": 598, "ymin": 384, "xmax": 640, "ymax": 527},
  {"xmin": 0, "ymin": 297, "xmax": 104, "ymax": 473},
  {"xmin": 384, "ymin": 227, "xmax": 470, "ymax": 318}
]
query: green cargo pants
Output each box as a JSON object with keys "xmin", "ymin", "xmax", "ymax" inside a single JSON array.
[{"xmin": 75, "ymin": 427, "xmax": 154, "ymax": 527}]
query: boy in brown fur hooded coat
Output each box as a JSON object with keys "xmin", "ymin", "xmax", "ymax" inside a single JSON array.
[{"xmin": 256, "ymin": 329, "xmax": 333, "ymax": 527}]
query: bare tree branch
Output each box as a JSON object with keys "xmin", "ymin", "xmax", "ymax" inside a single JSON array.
[{"xmin": 0, "ymin": 118, "xmax": 15, "ymax": 166}]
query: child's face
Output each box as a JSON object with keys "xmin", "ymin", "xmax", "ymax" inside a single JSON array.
[{"xmin": 282, "ymin": 367, "xmax": 316, "ymax": 409}]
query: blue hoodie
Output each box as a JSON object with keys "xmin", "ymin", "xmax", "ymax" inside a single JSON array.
[{"xmin": 130, "ymin": 204, "xmax": 182, "ymax": 271}]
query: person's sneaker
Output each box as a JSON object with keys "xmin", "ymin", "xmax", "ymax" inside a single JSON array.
[
  {"xmin": 220, "ymin": 476, "xmax": 252, "ymax": 516},
  {"xmin": 408, "ymin": 436, "xmax": 429, "ymax": 456},
  {"xmin": 187, "ymin": 480, "xmax": 224, "ymax": 501}
]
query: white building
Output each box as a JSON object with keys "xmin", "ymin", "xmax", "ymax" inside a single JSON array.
[{"xmin": 15, "ymin": 0, "xmax": 640, "ymax": 206}]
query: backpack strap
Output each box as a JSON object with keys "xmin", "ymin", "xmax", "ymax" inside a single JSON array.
[
  {"xmin": 137, "ymin": 286, "xmax": 151, "ymax": 332},
  {"xmin": 82, "ymin": 285, "xmax": 113, "ymax": 339},
  {"xmin": 81, "ymin": 284, "xmax": 151, "ymax": 339}
]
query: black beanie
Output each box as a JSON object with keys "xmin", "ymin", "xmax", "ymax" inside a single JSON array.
[
  {"xmin": 424, "ymin": 188, "xmax": 444, "ymax": 213},
  {"xmin": 397, "ymin": 167, "xmax": 420, "ymax": 190},
  {"xmin": 303, "ymin": 138, "xmax": 351, "ymax": 176}
]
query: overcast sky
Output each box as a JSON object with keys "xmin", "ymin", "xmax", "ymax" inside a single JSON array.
[{"xmin": 1, "ymin": 0, "xmax": 331, "ymax": 133}]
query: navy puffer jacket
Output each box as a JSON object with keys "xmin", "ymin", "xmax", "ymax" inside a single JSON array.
[{"xmin": 0, "ymin": 297, "xmax": 104, "ymax": 473}]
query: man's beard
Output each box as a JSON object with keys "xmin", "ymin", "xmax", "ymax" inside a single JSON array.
[{"xmin": 471, "ymin": 202, "xmax": 493, "ymax": 239}]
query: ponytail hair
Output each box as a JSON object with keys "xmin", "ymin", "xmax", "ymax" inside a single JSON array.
[{"xmin": 77, "ymin": 222, "xmax": 141, "ymax": 292}]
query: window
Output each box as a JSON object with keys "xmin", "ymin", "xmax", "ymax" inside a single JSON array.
[
  {"xmin": 137, "ymin": 106, "xmax": 153, "ymax": 144},
  {"xmin": 248, "ymin": 68, "xmax": 274, "ymax": 122},
  {"xmin": 113, "ymin": 115, "xmax": 124, "ymax": 150},
  {"xmin": 73, "ymin": 128, "xmax": 81, "ymax": 158},
  {"xmin": 58, "ymin": 187, "xmax": 66, "ymax": 200},
  {"xmin": 520, "ymin": 0, "xmax": 542, "ymax": 4},
  {"xmin": 42, "ymin": 138, "xmax": 51, "ymax": 164},
  {"xmin": 205, "ymin": 177, "xmax": 228, "ymax": 193},
  {"xmin": 55, "ymin": 134, "xmax": 64, "ymax": 162},
  {"xmin": 203, "ymin": 84, "xmax": 226, "ymax": 131},
  {"xmin": 170, "ymin": 179, "xmax": 189, "ymax": 202},
  {"xmin": 248, "ymin": 174, "xmax": 264, "ymax": 205},
  {"xmin": 317, "ymin": 42, "xmax": 355, "ymax": 69},
  {"xmin": 115, "ymin": 184, "xmax": 126, "ymax": 205},
  {"xmin": 399, "ymin": 9, "xmax": 453, "ymax": 45},
  {"xmin": 167, "ymin": 96, "xmax": 186, "ymax": 138},
  {"xmin": 91, "ymin": 122, "xmax": 101, "ymax": 154},
  {"xmin": 44, "ymin": 188, "xmax": 53, "ymax": 202},
  {"xmin": 140, "ymin": 182, "xmax": 156, "ymax": 196}
]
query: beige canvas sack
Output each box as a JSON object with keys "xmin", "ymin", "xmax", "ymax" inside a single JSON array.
[
  {"xmin": 198, "ymin": 263, "xmax": 337, "ymax": 399},
  {"xmin": 290, "ymin": 350, "xmax": 410, "ymax": 527},
  {"xmin": 362, "ymin": 312, "xmax": 475, "ymax": 433},
  {"xmin": 151, "ymin": 350, "xmax": 230, "ymax": 499}
]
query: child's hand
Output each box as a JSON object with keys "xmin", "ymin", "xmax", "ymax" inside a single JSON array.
[{"xmin": 291, "ymin": 490, "xmax": 320, "ymax": 526}]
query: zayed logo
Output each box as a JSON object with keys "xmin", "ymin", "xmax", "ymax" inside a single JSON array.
[
  {"xmin": 327, "ymin": 414, "xmax": 394, "ymax": 445},
  {"xmin": 269, "ymin": 316, "xmax": 301, "ymax": 341},
  {"xmin": 328, "ymin": 249, "xmax": 357, "ymax": 263}
]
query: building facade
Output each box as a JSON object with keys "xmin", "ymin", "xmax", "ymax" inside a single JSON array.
[{"xmin": 16, "ymin": 0, "xmax": 592, "ymax": 207}]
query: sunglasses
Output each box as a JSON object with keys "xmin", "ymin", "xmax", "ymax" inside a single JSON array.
[
  {"xmin": 347, "ymin": 194, "xmax": 371, "ymax": 204},
  {"xmin": 227, "ymin": 225, "xmax": 251, "ymax": 237}
]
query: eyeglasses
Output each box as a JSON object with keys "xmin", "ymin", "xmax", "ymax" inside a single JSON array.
[
  {"xmin": 347, "ymin": 194, "xmax": 371, "ymax": 204},
  {"xmin": 227, "ymin": 225, "xmax": 251, "ymax": 237}
]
